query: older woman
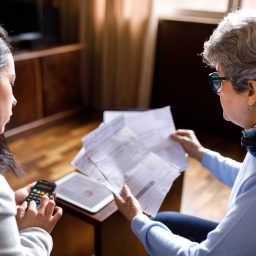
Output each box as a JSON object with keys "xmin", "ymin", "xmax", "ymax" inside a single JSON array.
[
  {"xmin": 114, "ymin": 9, "xmax": 256, "ymax": 255},
  {"xmin": 0, "ymin": 26, "xmax": 62, "ymax": 254}
]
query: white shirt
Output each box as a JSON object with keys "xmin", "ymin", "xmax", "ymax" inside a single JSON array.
[{"xmin": 0, "ymin": 175, "xmax": 53, "ymax": 256}]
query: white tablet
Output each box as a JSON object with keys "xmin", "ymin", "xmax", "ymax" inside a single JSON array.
[{"xmin": 55, "ymin": 172, "xmax": 114, "ymax": 213}]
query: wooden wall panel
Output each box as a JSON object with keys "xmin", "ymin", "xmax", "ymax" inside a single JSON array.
[
  {"xmin": 42, "ymin": 51, "xmax": 82, "ymax": 116},
  {"xmin": 6, "ymin": 59, "xmax": 43, "ymax": 129}
]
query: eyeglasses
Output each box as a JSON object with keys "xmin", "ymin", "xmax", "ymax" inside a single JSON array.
[{"xmin": 208, "ymin": 72, "xmax": 227, "ymax": 94}]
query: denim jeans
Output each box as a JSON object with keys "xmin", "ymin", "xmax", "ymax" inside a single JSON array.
[{"xmin": 152, "ymin": 211, "xmax": 218, "ymax": 243}]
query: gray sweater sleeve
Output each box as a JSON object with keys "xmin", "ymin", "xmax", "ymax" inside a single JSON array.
[{"xmin": 0, "ymin": 175, "xmax": 53, "ymax": 256}]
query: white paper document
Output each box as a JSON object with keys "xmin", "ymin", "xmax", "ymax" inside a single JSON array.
[
  {"xmin": 72, "ymin": 106, "xmax": 188, "ymax": 216},
  {"xmin": 103, "ymin": 106, "xmax": 188, "ymax": 172}
]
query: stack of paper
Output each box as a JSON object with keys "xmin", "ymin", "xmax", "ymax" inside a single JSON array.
[{"xmin": 72, "ymin": 106, "xmax": 188, "ymax": 216}]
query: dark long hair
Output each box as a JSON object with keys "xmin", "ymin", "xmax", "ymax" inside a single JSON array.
[
  {"xmin": 0, "ymin": 25, "xmax": 22, "ymax": 176},
  {"xmin": 0, "ymin": 135, "xmax": 22, "ymax": 176}
]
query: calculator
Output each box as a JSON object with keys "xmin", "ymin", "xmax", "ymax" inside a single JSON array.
[{"xmin": 24, "ymin": 180, "xmax": 56, "ymax": 207}]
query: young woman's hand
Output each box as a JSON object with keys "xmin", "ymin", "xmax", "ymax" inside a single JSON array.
[
  {"xmin": 171, "ymin": 129, "xmax": 205, "ymax": 161},
  {"xmin": 16, "ymin": 195, "xmax": 63, "ymax": 233},
  {"xmin": 113, "ymin": 185, "xmax": 143, "ymax": 221},
  {"xmin": 14, "ymin": 182, "xmax": 36, "ymax": 205}
]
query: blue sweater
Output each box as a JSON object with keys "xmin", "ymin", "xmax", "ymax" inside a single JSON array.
[{"xmin": 131, "ymin": 149, "xmax": 256, "ymax": 255}]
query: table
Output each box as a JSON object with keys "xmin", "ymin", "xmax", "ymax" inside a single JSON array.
[{"xmin": 52, "ymin": 173, "xmax": 184, "ymax": 256}]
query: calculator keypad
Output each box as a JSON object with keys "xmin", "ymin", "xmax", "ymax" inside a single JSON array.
[{"xmin": 25, "ymin": 188, "xmax": 50, "ymax": 206}]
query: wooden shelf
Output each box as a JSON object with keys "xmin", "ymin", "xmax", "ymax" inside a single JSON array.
[
  {"xmin": 6, "ymin": 43, "xmax": 87, "ymax": 139},
  {"xmin": 13, "ymin": 43, "xmax": 87, "ymax": 61}
]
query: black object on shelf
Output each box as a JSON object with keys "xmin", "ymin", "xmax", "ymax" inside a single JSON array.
[{"xmin": 0, "ymin": 0, "xmax": 60, "ymax": 49}]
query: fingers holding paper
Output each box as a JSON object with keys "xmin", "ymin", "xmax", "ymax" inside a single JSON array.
[
  {"xmin": 114, "ymin": 185, "xmax": 143, "ymax": 221},
  {"xmin": 171, "ymin": 129, "xmax": 205, "ymax": 161}
]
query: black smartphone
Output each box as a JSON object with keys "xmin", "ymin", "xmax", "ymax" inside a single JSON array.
[{"xmin": 24, "ymin": 180, "xmax": 56, "ymax": 207}]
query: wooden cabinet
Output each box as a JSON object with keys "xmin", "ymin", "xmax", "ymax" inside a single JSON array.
[
  {"xmin": 42, "ymin": 51, "xmax": 82, "ymax": 116},
  {"xmin": 9, "ymin": 59, "xmax": 43, "ymax": 128},
  {"xmin": 6, "ymin": 44, "xmax": 86, "ymax": 136},
  {"xmin": 151, "ymin": 20, "xmax": 241, "ymax": 138}
]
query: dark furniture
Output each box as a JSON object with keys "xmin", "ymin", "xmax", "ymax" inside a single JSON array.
[
  {"xmin": 52, "ymin": 172, "xmax": 184, "ymax": 256},
  {"xmin": 151, "ymin": 19, "xmax": 242, "ymax": 138},
  {"xmin": 5, "ymin": 43, "xmax": 86, "ymax": 139}
]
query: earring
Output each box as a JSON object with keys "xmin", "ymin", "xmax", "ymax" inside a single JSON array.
[{"xmin": 248, "ymin": 105, "xmax": 253, "ymax": 111}]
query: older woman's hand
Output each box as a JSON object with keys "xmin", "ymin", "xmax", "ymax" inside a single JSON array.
[
  {"xmin": 171, "ymin": 129, "xmax": 205, "ymax": 161},
  {"xmin": 114, "ymin": 185, "xmax": 143, "ymax": 221}
]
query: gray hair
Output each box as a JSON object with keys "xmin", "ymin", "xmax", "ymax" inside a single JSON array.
[
  {"xmin": 202, "ymin": 9, "xmax": 256, "ymax": 92},
  {"xmin": 0, "ymin": 25, "xmax": 11, "ymax": 68}
]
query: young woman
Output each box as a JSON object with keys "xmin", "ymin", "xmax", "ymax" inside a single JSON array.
[
  {"xmin": 0, "ymin": 26, "xmax": 62, "ymax": 255},
  {"xmin": 114, "ymin": 9, "xmax": 256, "ymax": 255}
]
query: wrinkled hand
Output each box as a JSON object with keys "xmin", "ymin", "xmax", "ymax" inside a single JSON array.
[
  {"xmin": 15, "ymin": 182, "xmax": 36, "ymax": 205},
  {"xmin": 16, "ymin": 195, "xmax": 63, "ymax": 233},
  {"xmin": 171, "ymin": 129, "xmax": 205, "ymax": 161},
  {"xmin": 113, "ymin": 185, "xmax": 143, "ymax": 221}
]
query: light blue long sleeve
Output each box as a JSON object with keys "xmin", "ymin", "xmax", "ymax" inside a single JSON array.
[
  {"xmin": 131, "ymin": 151, "xmax": 256, "ymax": 256},
  {"xmin": 201, "ymin": 149, "xmax": 242, "ymax": 187}
]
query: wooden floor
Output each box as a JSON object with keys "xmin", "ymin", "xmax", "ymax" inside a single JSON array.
[
  {"xmin": 5, "ymin": 116, "xmax": 246, "ymax": 223},
  {"xmin": 5, "ymin": 117, "xmax": 100, "ymax": 190}
]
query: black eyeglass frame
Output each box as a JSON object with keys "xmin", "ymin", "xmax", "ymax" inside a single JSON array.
[{"xmin": 208, "ymin": 72, "xmax": 227, "ymax": 94}]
